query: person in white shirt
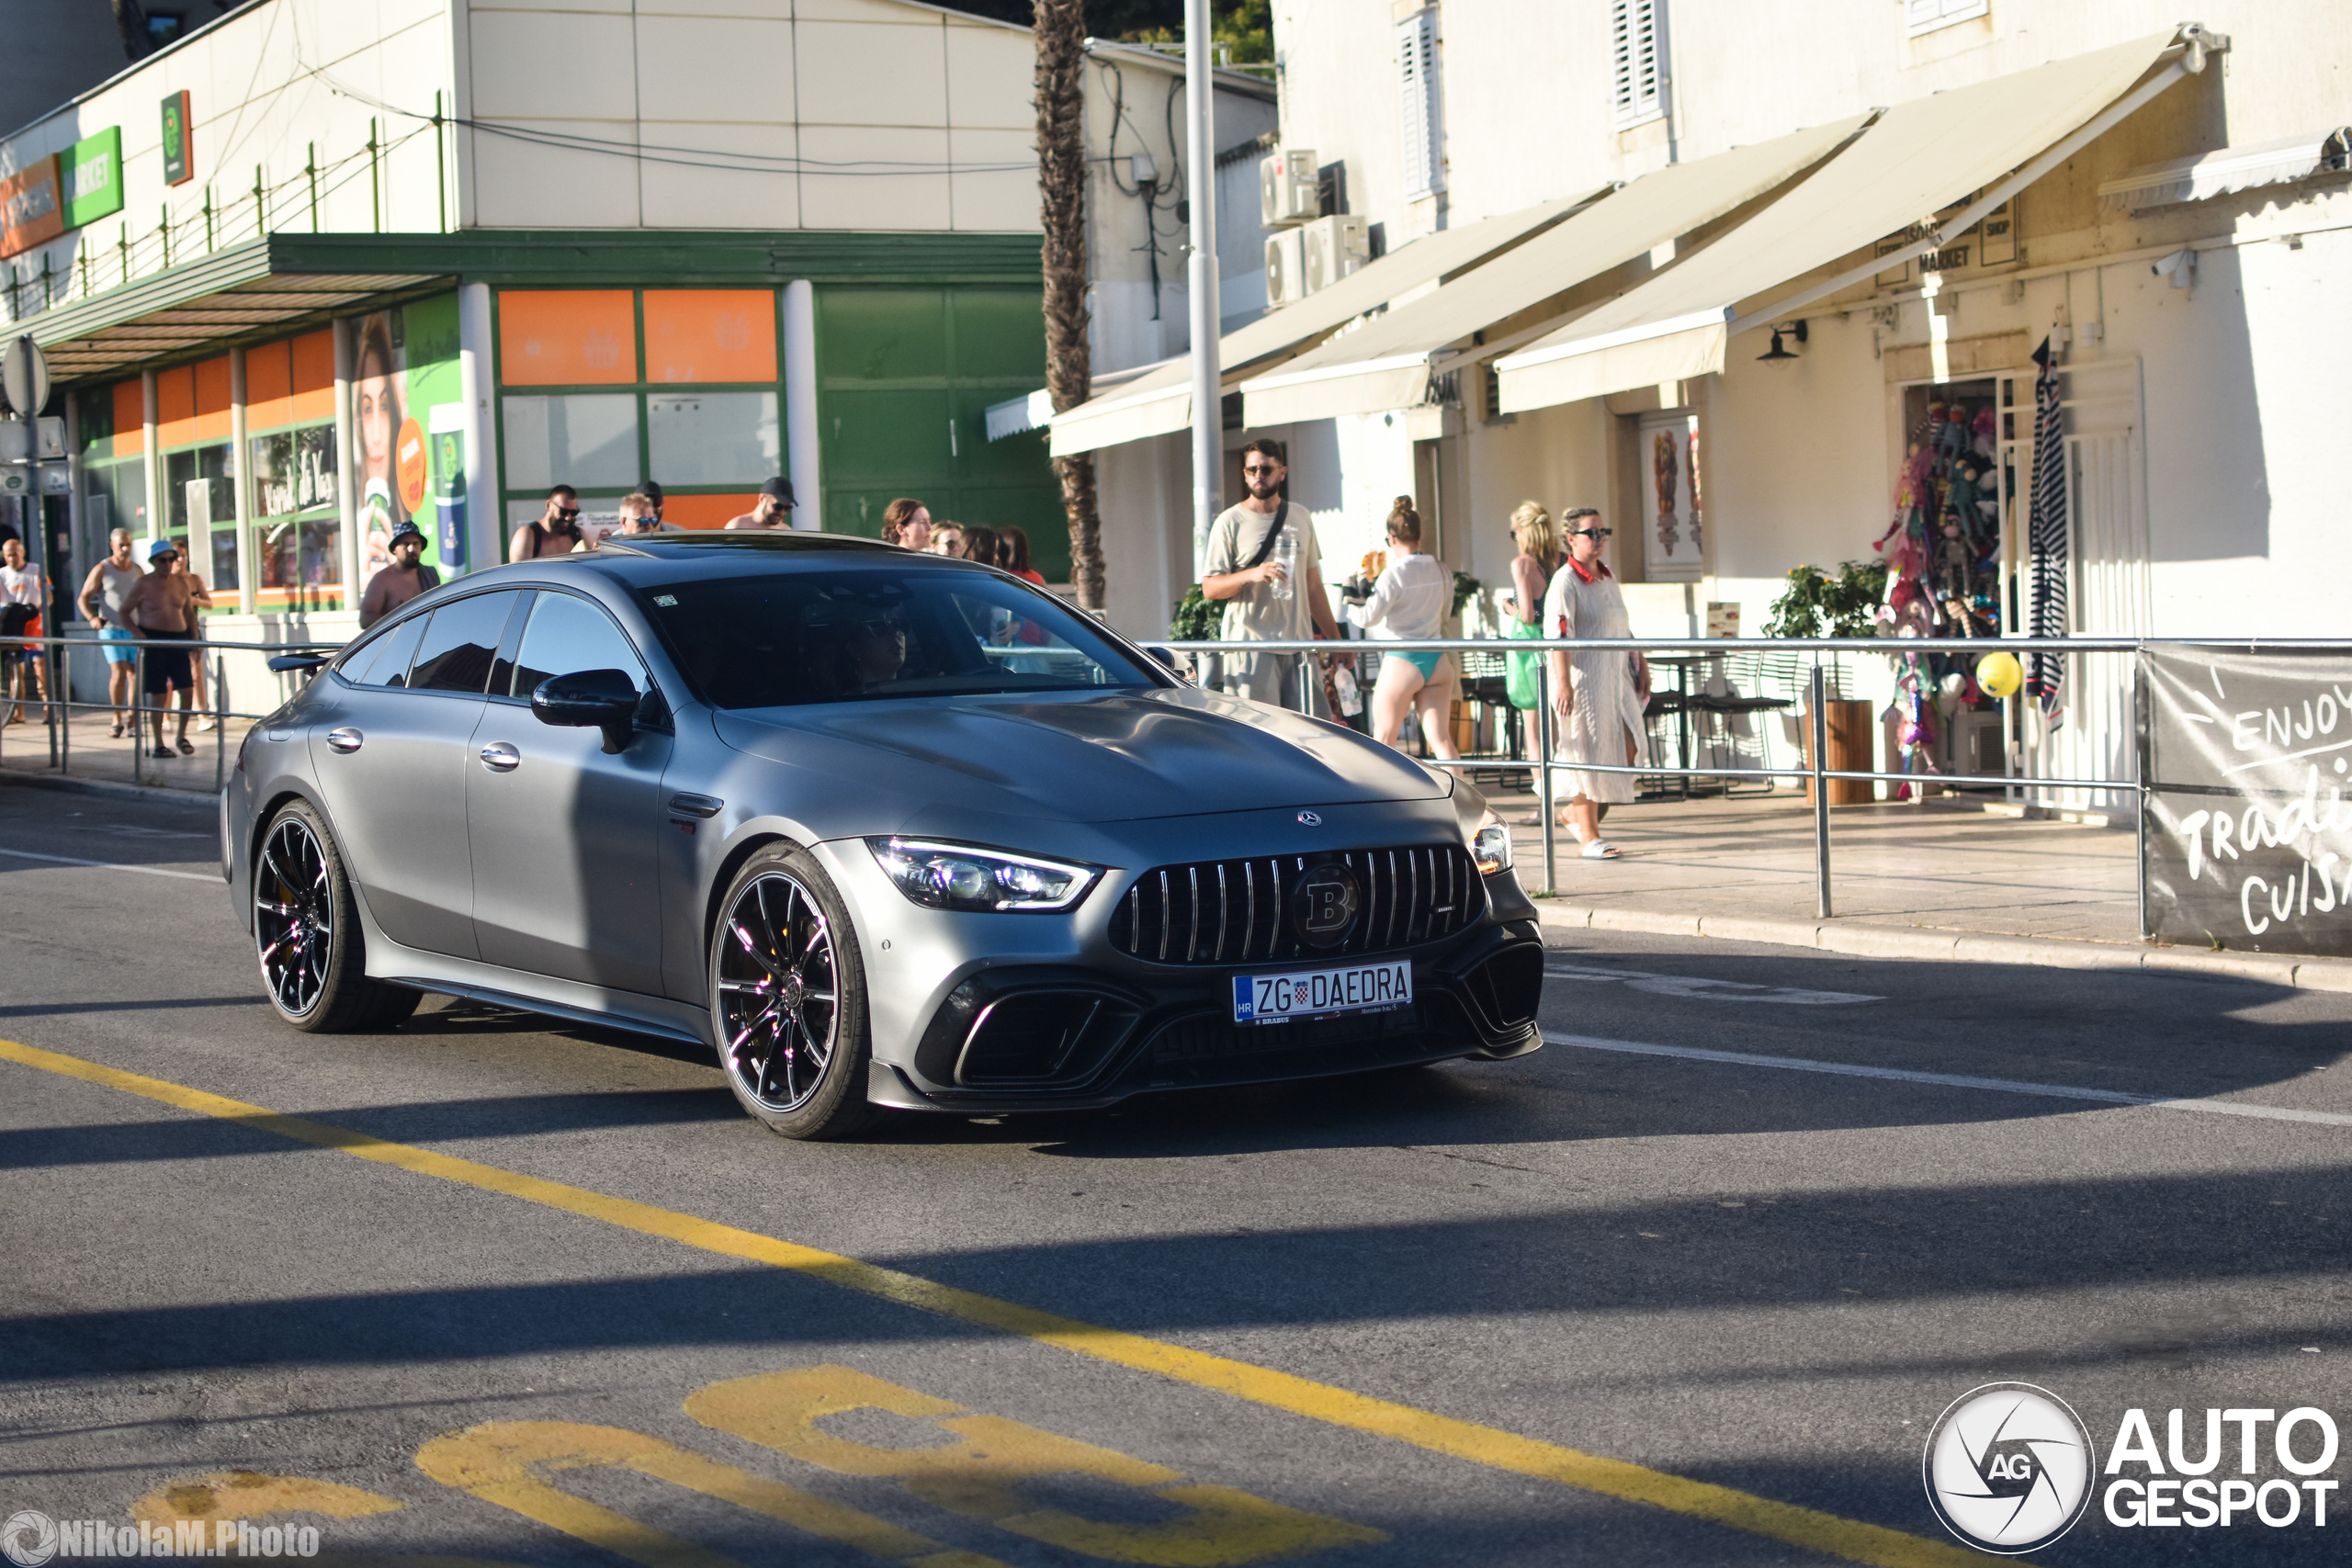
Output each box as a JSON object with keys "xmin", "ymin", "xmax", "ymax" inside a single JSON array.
[
  {"xmin": 1342, "ymin": 497, "xmax": 1459, "ymax": 760},
  {"xmin": 1, "ymin": 536, "xmax": 51, "ymax": 725}
]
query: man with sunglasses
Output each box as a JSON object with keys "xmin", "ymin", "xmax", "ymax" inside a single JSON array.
[
  {"xmin": 1200, "ymin": 436, "xmax": 1340, "ymax": 714},
  {"xmin": 359, "ymin": 521, "xmax": 441, "ymax": 628},
  {"xmin": 510, "ymin": 485, "xmax": 586, "ymax": 561}
]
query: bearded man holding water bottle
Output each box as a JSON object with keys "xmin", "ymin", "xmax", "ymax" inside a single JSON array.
[{"xmin": 1201, "ymin": 437, "xmax": 1340, "ymax": 715}]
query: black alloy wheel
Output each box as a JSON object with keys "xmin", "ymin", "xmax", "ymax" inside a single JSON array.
[
  {"xmin": 254, "ymin": 801, "xmax": 419, "ymax": 1032},
  {"xmin": 710, "ymin": 846, "xmax": 875, "ymax": 1139}
]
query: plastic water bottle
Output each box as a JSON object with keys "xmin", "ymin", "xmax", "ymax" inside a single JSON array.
[{"xmin": 1268, "ymin": 528, "xmax": 1297, "ymax": 602}]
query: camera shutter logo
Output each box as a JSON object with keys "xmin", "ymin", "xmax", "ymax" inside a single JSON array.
[
  {"xmin": 1922, "ymin": 1382, "xmax": 2096, "ymax": 1554},
  {"xmin": 2, "ymin": 1510, "xmax": 57, "ymax": 1568}
]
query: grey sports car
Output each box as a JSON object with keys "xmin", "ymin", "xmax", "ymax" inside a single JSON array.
[{"xmin": 226, "ymin": 533, "xmax": 1544, "ymax": 1138}]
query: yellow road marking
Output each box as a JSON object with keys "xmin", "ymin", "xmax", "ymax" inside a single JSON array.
[
  {"xmin": 0, "ymin": 1035, "xmax": 1979, "ymax": 1568},
  {"xmin": 415, "ymin": 1420, "xmax": 1004, "ymax": 1568}
]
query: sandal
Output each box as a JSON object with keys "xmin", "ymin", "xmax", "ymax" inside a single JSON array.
[
  {"xmin": 108, "ymin": 721, "xmax": 126, "ymax": 739},
  {"xmin": 175, "ymin": 738, "xmax": 195, "ymax": 756},
  {"xmin": 149, "ymin": 745, "xmax": 175, "ymax": 761},
  {"xmin": 1580, "ymin": 840, "xmax": 1623, "ymax": 860}
]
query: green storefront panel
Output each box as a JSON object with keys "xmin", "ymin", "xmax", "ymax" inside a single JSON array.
[
  {"xmin": 820, "ymin": 289, "xmax": 948, "ymax": 382},
  {"xmin": 947, "ymin": 288, "xmax": 1048, "ymax": 381}
]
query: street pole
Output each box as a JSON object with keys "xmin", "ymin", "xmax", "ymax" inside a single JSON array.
[{"xmin": 1184, "ymin": 0, "xmax": 1220, "ymax": 572}]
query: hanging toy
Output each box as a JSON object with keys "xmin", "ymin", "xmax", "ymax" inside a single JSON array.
[
  {"xmin": 1972, "ymin": 406, "xmax": 1998, "ymax": 457},
  {"xmin": 1975, "ymin": 651, "xmax": 2023, "ymax": 699}
]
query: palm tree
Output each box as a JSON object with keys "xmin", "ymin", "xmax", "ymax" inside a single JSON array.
[{"xmin": 1034, "ymin": 0, "xmax": 1105, "ymax": 607}]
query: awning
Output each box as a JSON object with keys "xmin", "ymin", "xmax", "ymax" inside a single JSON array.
[
  {"xmin": 1235, "ymin": 115, "xmax": 1869, "ymax": 427},
  {"xmin": 1046, "ymin": 189, "xmax": 1602, "ymax": 457},
  {"xmin": 2098, "ymin": 128, "xmax": 2349, "ymax": 211},
  {"xmin": 1495, "ymin": 27, "xmax": 2212, "ymax": 413}
]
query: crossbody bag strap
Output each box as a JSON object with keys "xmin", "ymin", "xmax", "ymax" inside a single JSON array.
[{"xmin": 1239, "ymin": 502, "xmax": 1290, "ymax": 572}]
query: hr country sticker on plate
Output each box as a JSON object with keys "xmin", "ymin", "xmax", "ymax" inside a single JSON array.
[{"xmin": 1233, "ymin": 961, "xmax": 1411, "ymax": 1024}]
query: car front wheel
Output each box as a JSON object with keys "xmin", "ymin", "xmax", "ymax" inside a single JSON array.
[{"xmin": 708, "ymin": 844, "xmax": 876, "ymax": 1140}]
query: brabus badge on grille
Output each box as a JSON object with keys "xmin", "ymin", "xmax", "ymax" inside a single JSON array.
[{"xmin": 1296, "ymin": 810, "xmax": 1322, "ymax": 826}]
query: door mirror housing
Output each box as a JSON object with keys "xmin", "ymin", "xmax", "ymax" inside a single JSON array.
[{"xmin": 532, "ymin": 668, "xmax": 641, "ymax": 754}]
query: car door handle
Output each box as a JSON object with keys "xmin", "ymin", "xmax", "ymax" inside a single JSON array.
[
  {"xmin": 479, "ymin": 740, "xmax": 521, "ymax": 773},
  {"xmin": 667, "ymin": 793, "xmax": 723, "ymax": 819},
  {"xmin": 325, "ymin": 727, "xmax": 363, "ymax": 754}
]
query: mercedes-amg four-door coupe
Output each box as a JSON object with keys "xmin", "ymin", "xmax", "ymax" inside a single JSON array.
[{"xmin": 227, "ymin": 533, "xmax": 1544, "ymax": 1138}]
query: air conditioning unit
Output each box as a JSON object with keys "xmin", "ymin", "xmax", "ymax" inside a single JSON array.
[
  {"xmin": 1300, "ymin": 214, "xmax": 1370, "ymax": 293},
  {"xmin": 1259, "ymin": 146, "xmax": 1319, "ymax": 228},
  {"xmin": 1264, "ymin": 229, "xmax": 1306, "ymax": 307}
]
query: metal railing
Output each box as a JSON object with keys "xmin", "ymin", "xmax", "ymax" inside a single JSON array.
[
  {"xmin": 1157, "ymin": 633, "xmax": 2352, "ymax": 941},
  {"xmin": 0, "ymin": 632, "xmax": 341, "ymax": 795}
]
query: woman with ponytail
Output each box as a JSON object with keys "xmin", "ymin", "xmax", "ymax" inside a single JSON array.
[{"xmin": 1342, "ymin": 496, "xmax": 1460, "ymax": 761}]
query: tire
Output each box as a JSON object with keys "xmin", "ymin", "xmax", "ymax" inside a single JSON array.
[
  {"xmin": 707, "ymin": 843, "xmax": 876, "ymax": 1140},
  {"xmin": 252, "ymin": 799, "xmax": 414, "ymax": 1033}
]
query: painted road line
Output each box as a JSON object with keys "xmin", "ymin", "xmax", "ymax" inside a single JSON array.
[
  {"xmin": 1544, "ymin": 964, "xmax": 1880, "ymax": 1005},
  {"xmin": 0, "ymin": 846, "xmax": 216, "ymax": 882},
  {"xmin": 0, "ymin": 1034, "xmax": 1981, "ymax": 1568},
  {"xmin": 1544, "ymin": 1031, "xmax": 2352, "ymax": 1127}
]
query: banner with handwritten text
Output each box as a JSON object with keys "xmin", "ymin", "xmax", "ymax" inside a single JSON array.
[{"xmin": 2145, "ymin": 648, "xmax": 2352, "ymax": 957}]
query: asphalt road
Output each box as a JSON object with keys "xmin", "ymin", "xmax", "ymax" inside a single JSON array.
[{"xmin": 2, "ymin": 781, "xmax": 2347, "ymax": 1567}]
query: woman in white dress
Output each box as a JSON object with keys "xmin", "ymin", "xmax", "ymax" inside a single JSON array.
[
  {"xmin": 1344, "ymin": 497, "xmax": 1459, "ymax": 760},
  {"xmin": 1541, "ymin": 508, "xmax": 1649, "ymax": 859}
]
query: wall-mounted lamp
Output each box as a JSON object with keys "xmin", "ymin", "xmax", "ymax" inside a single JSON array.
[{"xmin": 1758, "ymin": 319, "xmax": 1808, "ymax": 364}]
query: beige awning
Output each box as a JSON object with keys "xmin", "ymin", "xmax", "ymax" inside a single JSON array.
[
  {"xmin": 1495, "ymin": 28, "xmax": 2204, "ymax": 413},
  {"xmin": 1046, "ymin": 189, "xmax": 1601, "ymax": 457},
  {"xmin": 1235, "ymin": 116, "xmax": 1868, "ymax": 427},
  {"xmin": 2098, "ymin": 128, "xmax": 2349, "ymax": 211}
]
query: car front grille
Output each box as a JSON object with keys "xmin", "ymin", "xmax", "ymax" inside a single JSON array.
[{"xmin": 1108, "ymin": 844, "xmax": 1482, "ymax": 965}]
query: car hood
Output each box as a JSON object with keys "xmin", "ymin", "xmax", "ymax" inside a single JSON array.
[{"xmin": 713, "ymin": 685, "xmax": 1448, "ymax": 824}]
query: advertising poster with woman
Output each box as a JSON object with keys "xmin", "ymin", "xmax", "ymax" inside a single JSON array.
[{"xmin": 353, "ymin": 296, "xmax": 465, "ymax": 592}]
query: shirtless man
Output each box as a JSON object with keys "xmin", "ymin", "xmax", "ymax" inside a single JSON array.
[
  {"xmin": 723, "ymin": 477, "xmax": 796, "ymax": 530},
  {"xmin": 76, "ymin": 528, "xmax": 144, "ymax": 736},
  {"xmin": 118, "ymin": 540, "xmax": 200, "ymax": 759}
]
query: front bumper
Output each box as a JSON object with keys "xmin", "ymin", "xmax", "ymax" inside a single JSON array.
[{"xmin": 863, "ymin": 912, "xmax": 1545, "ymax": 1115}]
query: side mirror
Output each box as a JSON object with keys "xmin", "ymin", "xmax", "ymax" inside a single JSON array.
[
  {"xmin": 532, "ymin": 668, "xmax": 641, "ymax": 754},
  {"xmin": 268, "ymin": 652, "xmax": 331, "ymax": 673},
  {"xmin": 1142, "ymin": 645, "xmax": 1192, "ymax": 682}
]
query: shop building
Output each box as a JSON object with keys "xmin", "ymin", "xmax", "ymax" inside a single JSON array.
[
  {"xmin": 1051, "ymin": 0, "xmax": 2352, "ymax": 798},
  {"xmin": 0, "ymin": 0, "xmax": 1270, "ymax": 700}
]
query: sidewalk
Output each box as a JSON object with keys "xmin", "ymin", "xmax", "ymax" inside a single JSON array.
[
  {"xmin": 0, "ymin": 705, "xmax": 254, "ymax": 795},
  {"xmin": 1492, "ymin": 784, "xmax": 2352, "ymax": 993}
]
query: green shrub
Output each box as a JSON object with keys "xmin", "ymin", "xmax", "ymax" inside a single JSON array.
[{"xmin": 1763, "ymin": 559, "xmax": 1888, "ymax": 639}]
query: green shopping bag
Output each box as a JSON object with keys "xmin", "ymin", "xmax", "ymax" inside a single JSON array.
[{"xmin": 1504, "ymin": 616, "xmax": 1545, "ymax": 709}]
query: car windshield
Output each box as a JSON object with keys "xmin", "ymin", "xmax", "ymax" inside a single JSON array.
[{"xmin": 633, "ymin": 566, "xmax": 1161, "ymax": 709}]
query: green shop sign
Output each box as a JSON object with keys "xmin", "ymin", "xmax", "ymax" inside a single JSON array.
[
  {"xmin": 162, "ymin": 90, "xmax": 193, "ymax": 186},
  {"xmin": 60, "ymin": 127, "xmax": 123, "ymax": 228}
]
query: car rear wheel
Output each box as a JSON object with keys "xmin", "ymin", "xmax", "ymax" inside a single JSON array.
[
  {"xmin": 709, "ymin": 845, "xmax": 876, "ymax": 1140},
  {"xmin": 254, "ymin": 801, "xmax": 420, "ymax": 1032}
]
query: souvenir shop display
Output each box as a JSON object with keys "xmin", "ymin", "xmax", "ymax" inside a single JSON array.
[{"xmin": 1869, "ymin": 378, "xmax": 2007, "ymax": 797}]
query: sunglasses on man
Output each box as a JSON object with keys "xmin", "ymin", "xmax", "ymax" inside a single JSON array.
[{"xmin": 553, "ymin": 506, "xmax": 582, "ymax": 521}]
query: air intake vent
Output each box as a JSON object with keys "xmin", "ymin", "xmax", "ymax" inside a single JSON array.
[{"xmin": 1109, "ymin": 845, "xmax": 1482, "ymax": 966}]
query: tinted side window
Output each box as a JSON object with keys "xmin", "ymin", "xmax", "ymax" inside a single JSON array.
[
  {"xmin": 408, "ymin": 592, "xmax": 522, "ymax": 694},
  {"xmin": 509, "ymin": 592, "xmax": 648, "ymax": 698},
  {"xmin": 338, "ymin": 615, "xmax": 428, "ymax": 689}
]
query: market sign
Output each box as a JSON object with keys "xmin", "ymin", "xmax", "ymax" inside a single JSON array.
[
  {"xmin": 0, "ymin": 156, "xmax": 63, "ymax": 259},
  {"xmin": 61, "ymin": 127, "xmax": 124, "ymax": 228},
  {"xmin": 2144, "ymin": 647, "xmax": 2352, "ymax": 959},
  {"xmin": 162, "ymin": 89, "xmax": 194, "ymax": 186}
]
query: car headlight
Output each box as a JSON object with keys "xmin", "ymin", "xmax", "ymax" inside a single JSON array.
[
  {"xmin": 865, "ymin": 838, "xmax": 1099, "ymax": 913},
  {"xmin": 1469, "ymin": 811, "xmax": 1513, "ymax": 876}
]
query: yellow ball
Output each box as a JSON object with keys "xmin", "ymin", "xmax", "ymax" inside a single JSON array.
[{"xmin": 1976, "ymin": 651, "xmax": 2023, "ymax": 699}]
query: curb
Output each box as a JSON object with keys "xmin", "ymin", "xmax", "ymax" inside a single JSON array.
[
  {"xmin": 1534, "ymin": 900, "xmax": 2352, "ymax": 994},
  {"xmin": 0, "ymin": 769, "xmax": 219, "ymax": 809}
]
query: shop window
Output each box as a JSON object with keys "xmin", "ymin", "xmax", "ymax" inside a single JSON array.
[
  {"xmin": 1610, "ymin": 0, "xmax": 1668, "ymax": 131},
  {"xmin": 648, "ymin": 391, "xmax": 779, "ymax": 486},
  {"xmin": 502, "ymin": 394, "xmax": 641, "ymax": 491},
  {"xmin": 164, "ymin": 443, "xmax": 237, "ymax": 593},
  {"xmin": 1905, "ymin": 0, "xmax": 1988, "ymax": 39},
  {"xmin": 250, "ymin": 424, "xmax": 341, "ymax": 611},
  {"xmin": 498, "ymin": 291, "xmax": 639, "ymax": 386}
]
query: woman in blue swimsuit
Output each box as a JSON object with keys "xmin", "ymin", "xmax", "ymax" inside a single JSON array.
[{"xmin": 1344, "ymin": 497, "xmax": 1460, "ymax": 761}]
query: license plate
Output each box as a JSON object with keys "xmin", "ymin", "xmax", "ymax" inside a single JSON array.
[{"xmin": 1232, "ymin": 961, "xmax": 1412, "ymax": 1025}]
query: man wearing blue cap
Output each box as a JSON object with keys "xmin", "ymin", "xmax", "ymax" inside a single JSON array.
[{"xmin": 118, "ymin": 538, "xmax": 200, "ymax": 759}]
